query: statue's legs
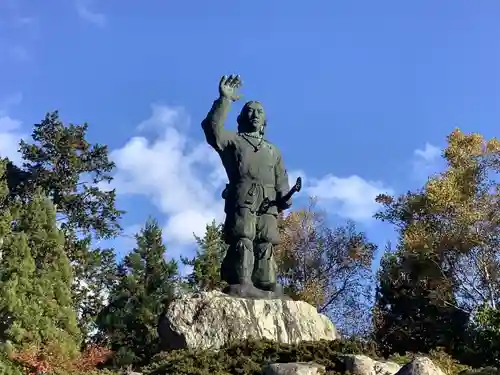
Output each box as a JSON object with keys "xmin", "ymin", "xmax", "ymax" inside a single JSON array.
[
  {"xmin": 221, "ymin": 208, "xmax": 285, "ymax": 298},
  {"xmin": 221, "ymin": 207, "xmax": 257, "ymax": 286},
  {"xmin": 252, "ymin": 213, "xmax": 283, "ymax": 294}
]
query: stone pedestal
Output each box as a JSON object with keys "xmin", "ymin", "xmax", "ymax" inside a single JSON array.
[{"xmin": 157, "ymin": 291, "xmax": 339, "ymax": 351}]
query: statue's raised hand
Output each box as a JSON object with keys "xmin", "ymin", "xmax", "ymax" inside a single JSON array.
[{"xmin": 219, "ymin": 74, "xmax": 242, "ymax": 102}]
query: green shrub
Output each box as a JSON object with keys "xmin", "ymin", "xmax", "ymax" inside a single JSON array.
[
  {"xmin": 458, "ymin": 368, "xmax": 500, "ymax": 375},
  {"xmin": 0, "ymin": 355, "xmax": 24, "ymax": 375},
  {"xmin": 428, "ymin": 348, "xmax": 470, "ymax": 375},
  {"xmin": 43, "ymin": 370, "xmax": 120, "ymax": 375},
  {"xmin": 141, "ymin": 337, "xmax": 378, "ymax": 375},
  {"xmin": 388, "ymin": 348, "xmax": 470, "ymax": 375},
  {"xmin": 386, "ymin": 353, "xmax": 412, "ymax": 365}
]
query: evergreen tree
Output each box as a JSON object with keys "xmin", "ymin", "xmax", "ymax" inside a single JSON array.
[
  {"xmin": 373, "ymin": 248, "xmax": 468, "ymax": 356},
  {"xmin": 181, "ymin": 220, "xmax": 227, "ymax": 292},
  {"xmin": 96, "ymin": 218, "xmax": 179, "ymax": 367},
  {"xmin": 6, "ymin": 111, "xmax": 123, "ymax": 339},
  {"xmin": 16, "ymin": 111, "xmax": 122, "ymax": 238},
  {"xmin": 0, "ymin": 159, "xmax": 81, "ymax": 356}
]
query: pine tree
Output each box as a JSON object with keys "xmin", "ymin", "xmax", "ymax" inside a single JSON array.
[
  {"xmin": 0, "ymin": 158, "xmax": 81, "ymax": 356},
  {"xmin": 16, "ymin": 111, "xmax": 122, "ymax": 238},
  {"xmin": 181, "ymin": 220, "xmax": 227, "ymax": 292},
  {"xmin": 6, "ymin": 111, "xmax": 124, "ymax": 339},
  {"xmin": 0, "ymin": 160, "xmax": 35, "ymax": 345},
  {"xmin": 373, "ymin": 248, "xmax": 468, "ymax": 356},
  {"xmin": 96, "ymin": 217, "xmax": 179, "ymax": 367}
]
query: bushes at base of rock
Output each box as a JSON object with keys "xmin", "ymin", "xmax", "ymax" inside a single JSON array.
[
  {"xmin": 142, "ymin": 337, "xmax": 377, "ymax": 375},
  {"xmin": 387, "ymin": 348, "xmax": 470, "ymax": 375},
  {"xmin": 1, "ymin": 337, "xmax": 492, "ymax": 375},
  {"xmin": 3, "ymin": 343, "xmax": 113, "ymax": 375},
  {"xmin": 458, "ymin": 369, "xmax": 500, "ymax": 375},
  {"xmin": 0, "ymin": 354, "xmax": 24, "ymax": 375},
  {"xmin": 139, "ymin": 337, "xmax": 485, "ymax": 375}
]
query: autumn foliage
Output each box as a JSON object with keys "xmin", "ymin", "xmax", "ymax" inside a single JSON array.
[
  {"xmin": 374, "ymin": 129, "xmax": 500, "ymax": 364},
  {"xmin": 275, "ymin": 200, "xmax": 376, "ymax": 336},
  {"xmin": 10, "ymin": 344, "xmax": 112, "ymax": 375}
]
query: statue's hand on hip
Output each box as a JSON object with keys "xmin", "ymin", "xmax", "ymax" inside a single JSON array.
[{"xmin": 219, "ymin": 74, "xmax": 242, "ymax": 102}]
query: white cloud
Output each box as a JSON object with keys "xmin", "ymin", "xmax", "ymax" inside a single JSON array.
[
  {"xmin": 306, "ymin": 174, "xmax": 394, "ymax": 221},
  {"xmin": 75, "ymin": 0, "xmax": 106, "ymax": 26},
  {"xmin": 109, "ymin": 104, "xmax": 395, "ymax": 255},
  {"xmin": 0, "ymin": 116, "xmax": 23, "ymax": 162},
  {"xmin": 412, "ymin": 142, "xmax": 443, "ymax": 180},
  {"xmin": 414, "ymin": 142, "xmax": 441, "ymax": 163},
  {"xmin": 0, "ymin": 94, "xmax": 26, "ymax": 164},
  {"xmin": 109, "ymin": 104, "xmax": 225, "ymax": 249}
]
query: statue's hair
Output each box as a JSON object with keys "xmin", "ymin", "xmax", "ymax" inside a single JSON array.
[{"xmin": 237, "ymin": 101, "xmax": 267, "ymax": 135}]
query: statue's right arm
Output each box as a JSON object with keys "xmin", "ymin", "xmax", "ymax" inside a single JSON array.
[{"xmin": 201, "ymin": 96, "xmax": 235, "ymax": 152}]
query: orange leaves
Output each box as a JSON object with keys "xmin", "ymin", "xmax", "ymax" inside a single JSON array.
[
  {"xmin": 75, "ymin": 344, "xmax": 112, "ymax": 372},
  {"xmin": 275, "ymin": 203, "xmax": 329, "ymax": 308},
  {"xmin": 383, "ymin": 129, "xmax": 500, "ymax": 257},
  {"xmin": 275, "ymin": 200, "xmax": 375, "ymax": 315},
  {"xmin": 10, "ymin": 343, "xmax": 112, "ymax": 375},
  {"xmin": 10, "ymin": 346, "xmax": 50, "ymax": 375},
  {"xmin": 294, "ymin": 280, "xmax": 327, "ymax": 307},
  {"xmin": 376, "ymin": 129, "xmax": 500, "ymax": 313},
  {"xmin": 375, "ymin": 194, "xmax": 394, "ymax": 206}
]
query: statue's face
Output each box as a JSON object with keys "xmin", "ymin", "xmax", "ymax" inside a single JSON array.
[{"xmin": 241, "ymin": 101, "xmax": 266, "ymax": 133}]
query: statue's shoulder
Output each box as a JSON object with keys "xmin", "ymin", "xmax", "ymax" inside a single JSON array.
[
  {"xmin": 260, "ymin": 137, "xmax": 273, "ymax": 147},
  {"xmin": 262, "ymin": 138, "xmax": 278, "ymax": 151},
  {"xmin": 262, "ymin": 139, "xmax": 282, "ymax": 159}
]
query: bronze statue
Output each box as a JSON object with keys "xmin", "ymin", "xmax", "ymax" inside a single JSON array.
[{"xmin": 201, "ymin": 74, "xmax": 301, "ymax": 298}]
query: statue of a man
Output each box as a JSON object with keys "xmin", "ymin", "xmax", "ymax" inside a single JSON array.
[{"xmin": 201, "ymin": 74, "xmax": 294, "ymax": 298}]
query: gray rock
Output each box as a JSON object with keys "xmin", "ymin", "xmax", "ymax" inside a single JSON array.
[
  {"xmin": 341, "ymin": 354, "xmax": 401, "ymax": 375},
  {"xmin": 375, "ymin": 360, "xmax": 403, "ymax": 375},
  {"xmin": 343, "ymin": 354, "xmax": 377, "ymax": 375},
  {"xmin": 395, "ymin": 357, "xmax": 446, "ymax": 375},
  {"xmin": 263, "ymin": 362, "xmax": 325, "ymax": 375},
  {"xmin": 158, "ymin": 291, "xmax": 339, "ymax": 350}
]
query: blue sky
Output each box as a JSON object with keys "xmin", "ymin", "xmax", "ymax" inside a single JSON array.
[{"xmin": 1, "ymin": 0, "xmax": 500, "ymax": 271}]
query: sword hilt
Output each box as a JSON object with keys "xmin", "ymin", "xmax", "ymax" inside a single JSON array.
[{"xmin": 257, "ymin": 177, "xmax": 302, "ymax": 215}]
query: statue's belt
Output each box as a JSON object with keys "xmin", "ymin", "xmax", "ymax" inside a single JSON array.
[{"xmin": 221, "ymin": 182, "xmax": 275, "ymax": 200}]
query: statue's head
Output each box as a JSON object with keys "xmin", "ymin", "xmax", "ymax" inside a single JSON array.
[{"xmin": 237, "ymin": 101, "xmax": 267, "ymax": 135}]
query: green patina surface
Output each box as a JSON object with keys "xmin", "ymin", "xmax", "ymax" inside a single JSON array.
[{"xmin": 201, "ymin": 75, "xmax": 295, "ymax": 298}]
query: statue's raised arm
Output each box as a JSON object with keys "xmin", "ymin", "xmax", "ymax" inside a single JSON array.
[{"xmin": 201, "ymin": 75, "xmax": 242, "ymax": 152}]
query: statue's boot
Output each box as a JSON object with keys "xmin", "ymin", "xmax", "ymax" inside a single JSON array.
[
  {"xmin": 222, "ymin": 238, "xmax": 274, "ymax": 299},
  {"xmin": 253, "ymin": 281, "xmax": 291, "ymax": 300},
  {"xmin": 251, "ymin": 242, "xmax": 290, "ymax": 299},
  {"xmin": 224, "ymin": 281, "xmax": 273, "ymax": 299}
]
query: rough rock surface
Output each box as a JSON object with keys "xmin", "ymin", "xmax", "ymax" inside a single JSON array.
[
  {"xmin": 375, "ymin": 360, "xmax": 403, "ymax": 375},
  {"xmin": 342, "ymin": 354, "xmax": 401, "ymax": 375},
  {"xmin": 395, "ymin": 357, "xmax": 446, "ymax": 375},
  {"xmin": 263, "ymin": 362, "xmax": 325, "ymax": 375},
  {"xmin": 157, "ymin": 291, "xmax": 339, "ymax": 350}
]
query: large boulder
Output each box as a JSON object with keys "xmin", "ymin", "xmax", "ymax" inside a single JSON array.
[
  {"xmin": 157, "ymin": 291, "xmax": 339, "ymax": 351},
  {"xmin": 395, "ymin": 357, "xmax": 446, "ymax": 375},
  {"xmin": 341, "ymin": 354, "xmax": 401, "ymax": 375}
]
